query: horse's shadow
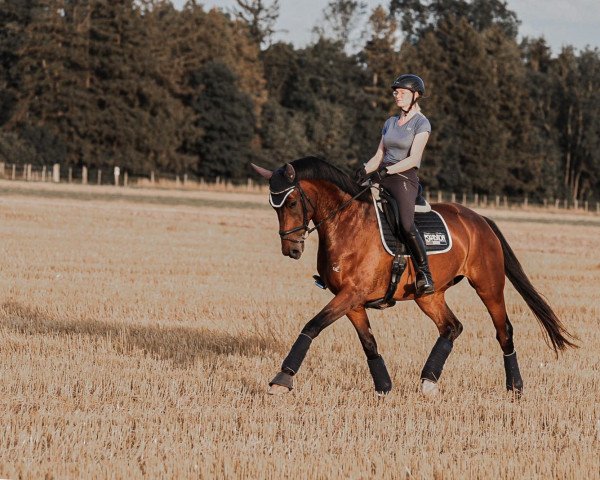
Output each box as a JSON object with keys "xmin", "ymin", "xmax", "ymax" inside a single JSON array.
[{"xmin": 0, "ymin": 301, "xmax": 281, "ymax": 368}]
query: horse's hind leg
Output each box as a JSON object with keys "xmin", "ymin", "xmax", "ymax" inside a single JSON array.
[
  {"xmin": 415, "ymin": 292, "xmax": 463, "ymax": 395},
  {"xmin": 347, "ymin": 307, "xmax": 392, "ymax": 395},
  {"xmin": 471, "ymin": 278, "xmax": 524, "ymax": 395}
]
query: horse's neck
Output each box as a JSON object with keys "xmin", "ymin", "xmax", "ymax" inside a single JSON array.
[{"xmin": 310, "ymin": 182, "xmax": 373, "ymax": 248}]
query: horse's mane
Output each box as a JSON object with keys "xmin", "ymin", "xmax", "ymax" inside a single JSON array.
[{"xmin": 289, "ymin": 156, "xmax": 371, "ymax": 203}]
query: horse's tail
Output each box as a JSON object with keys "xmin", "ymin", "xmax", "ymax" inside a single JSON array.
[{"xmin": 483, "ymin": 216, "xmax": 578, "ymax": 354}]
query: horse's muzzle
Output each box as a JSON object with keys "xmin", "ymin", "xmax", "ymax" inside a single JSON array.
[{"xmin": 282, "ymin": 240, "xmax": 304, "ymax": 259}]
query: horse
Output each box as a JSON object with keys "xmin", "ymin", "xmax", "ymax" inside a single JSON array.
[{"xmin": 251, "ymin": 157, "xmax": 576, "ymax": 396}]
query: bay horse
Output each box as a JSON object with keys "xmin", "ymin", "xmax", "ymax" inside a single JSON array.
[{"xmin": 251, "ymin": 157, "xmax": 576, "ymax": 396}]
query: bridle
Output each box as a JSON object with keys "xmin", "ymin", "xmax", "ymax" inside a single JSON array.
[
  {"xmin": 271, "ymin": 181, "xmax": 372, "ymax": 245},
  {"xmin": 273, "ymin": 182, "xmax": 315, "ymax": 244}
]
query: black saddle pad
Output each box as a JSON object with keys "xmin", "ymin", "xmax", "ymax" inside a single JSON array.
[{"xmin": 373, "ymin": 198, "xmax": 452, "ymax": 256}]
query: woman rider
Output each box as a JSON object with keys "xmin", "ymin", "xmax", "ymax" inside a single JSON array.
[{"xmin": 355, "ymin": 74, "xmax": 434, "ymax": 296}]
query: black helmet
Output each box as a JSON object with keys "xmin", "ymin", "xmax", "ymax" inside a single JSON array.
[{"xmin": 391, "ymin": 74, "xmax": 425, "ymax": 96}]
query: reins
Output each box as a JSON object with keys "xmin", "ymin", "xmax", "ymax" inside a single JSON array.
[{"xmin": 277, "ymin": 182, "xmax": 372, "ymax": 244}]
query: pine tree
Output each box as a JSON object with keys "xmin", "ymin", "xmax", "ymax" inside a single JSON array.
[
  {"xmin": 192, "ymin": 61, "xmax": 256, "ymax": 179},
  {"xmin": 360, "ymin": 5, "xmax": 399, "ymax": 112}
]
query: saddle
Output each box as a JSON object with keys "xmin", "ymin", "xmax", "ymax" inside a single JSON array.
[{"xmin": 373, "ymin": 185, "xmax": 452, "ymax": 257}]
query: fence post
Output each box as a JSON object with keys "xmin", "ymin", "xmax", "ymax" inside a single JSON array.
[
  {"xmin": 247, "ymin": 178, "xmax": 252, "ymax": 191},
  {"xmin": 482, "ymin": 195, "xmax": 487, "ymax": 207},
  {"xmin": 555, "ymin": 199, "xmax": 560, "ymax": 209},
  {"xmin": 82, "ymin": 166, "xmax": 88, "ymax": 185},
  {"xmin": 474, "ymin": 193, "xmax": 479, "ymax": 206},
  {"xmin": 0, "ymin": 162, "xmax": 4, "ymax": 176},
  {"xmin": 114, "ymin": 166, "xmax": 120, "ymax": 186},
  {"xmin": 543, "ymin": 198, "xmax": 547, "ymax": 208},
  {"xmin": 523, "ymin": 196, "xmax": 528, "ymax": 208},
  {"xmin": 150, "ymin": 171, "xmax": 155, "ymax": 185},
  {"xmin": 462, "ymin": 192, "xmax": 467, "ymax": 205},
  {"xmin": 584, "ymin": 200, "xmax": 588, "ymax": 212},
  {"xmin": 176, "ymin": 175, "xmax": 180, "ymax": 187},
  {"xmin": 184, "ymin": 174, "xmax": 188, "ymax": 187},
  {"xmin": 425, "ymin": 189, "xmax": 430, "ymax": 202},
  {"xmin": 503, "ymin": 196, "xmax": 508, "ymax": 208},
  {"xmin": 437, "ymin": 190, "xmax": 442, "ymax": 203},
  {"xmin": 27, "ymin": 164, "xmax": 32, "ymax": 181},
  {"xmin": 11, "ymin": 164, "xmax": 15, "ymax": 180},
  {"xmin": 97, "ymin": 170, "xmax": 102, "ymax": 185},
  {"xmin": 563, "ymin": 198, "xmax": 568, "ymax": 209},
  {"xmin": 52, "ymin": 163, "xmax": 60, "ymax": 183},
  {"xmin": 68, "ymin": 167, "xmax": 73, "ymax": 183},
  {"xmin": 124, "ymin": 172, "xmax": 128, "ymax": 187},
  {"xmin": 451, "ymin": 192, "xmax": 456, "ymax": 203},
  {"xmin": 597, "ymin": 202, "xmax": 599, "ymax": 214},
  {"xmin": 574, "ymin": 199, "xmax": 578, "ymax": 210},
  {"xmin": 22, "ymin": 164, "xmax": 27, "ymax": 179},
  {"xmin": 42, "ymin": 165, "xmax": 46, "ymax": 182}
]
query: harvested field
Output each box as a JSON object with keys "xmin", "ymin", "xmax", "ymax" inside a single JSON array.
[{"xmin": 0, "ymin": 180, "xmax": 598, "ymax": 479}]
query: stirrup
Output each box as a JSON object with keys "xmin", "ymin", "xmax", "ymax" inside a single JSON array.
[{"xmin": 415, "ymin": 272, "xmax": 435, "ymax": 296}]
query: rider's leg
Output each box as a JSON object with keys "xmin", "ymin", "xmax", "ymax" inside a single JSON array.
[
  {"xmin": 380, "ymin": 169, "xmax": 434, "ymax": 296},
  {"xmin": 403, "ymin": 223, "xmax": 435, "ymax": 295}
]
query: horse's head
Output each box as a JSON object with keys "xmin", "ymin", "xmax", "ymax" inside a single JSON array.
[{"xmin": 251, "ymin": 162, "xmax": 314, "ymax": 260}]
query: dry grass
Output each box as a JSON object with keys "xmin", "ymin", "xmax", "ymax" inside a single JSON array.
[{"xmin": 0, "ymin": 179, "xmax": 598, "ymax": 479}]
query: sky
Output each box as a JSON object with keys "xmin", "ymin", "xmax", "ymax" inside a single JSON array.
[{"xmin": 172, "ymin": 0, "xmax": 600, "ymax": 55}]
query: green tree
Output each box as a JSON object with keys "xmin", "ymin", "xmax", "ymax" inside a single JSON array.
[
  {"xmin": 553, "ymin": 47, "xmax": 600, "ymax": 201},
  {"xmin": 359, "ymin": 5, "xmax": 400, "ymax": 112},
  {"xmin": 0, "ymin": 0, "xmax": 71, "ymax": 165},
  {"xmin": 389, "ymin": 0, "xmax": 519, "ymax": 41},
  {"xmin": 192, "ymin": 61, "xmax": 256, "ymax": 179}
]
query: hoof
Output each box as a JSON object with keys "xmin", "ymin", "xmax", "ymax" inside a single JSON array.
[
  {"xmin": 421, "ymin": 379, "xmax": 438, "ymax": 397},
  {"xmin": 267, "ymin": 384, "xmax": 291, "ymax": 395},
  {"xmin": 268, "ymin": 371, "xmax": 293, "ymax": 395}
]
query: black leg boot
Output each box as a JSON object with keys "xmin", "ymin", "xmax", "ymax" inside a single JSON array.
[{"xmin": 404, "ymin": 223, "xmax": 435, "ymax": 296}]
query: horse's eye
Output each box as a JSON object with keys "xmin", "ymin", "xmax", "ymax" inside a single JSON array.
[{"xmin": 288, "ymin": 200, "xmax": 297, "ymax": 208}]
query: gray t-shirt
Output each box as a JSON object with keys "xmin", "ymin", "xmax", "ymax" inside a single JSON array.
[{"xmin": 381, "ymin": 113, "xmax": 431, "ymax": 166}]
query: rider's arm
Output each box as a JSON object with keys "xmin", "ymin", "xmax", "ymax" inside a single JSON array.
[
  {"xmin": 385, "ymin": 132, "xmax": 430, "ymax": 174},
  {"xmin": 363, "ymin": 138, "xmax": 385, "ymax": 174}
]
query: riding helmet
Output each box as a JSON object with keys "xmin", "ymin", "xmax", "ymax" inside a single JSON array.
[{"xmin": 391, "ymin": 74, "xmax": 425, "ymax": 96}]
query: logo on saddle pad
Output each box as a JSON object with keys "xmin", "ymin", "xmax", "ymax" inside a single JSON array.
[{"xmin": 424, "ymin": 232, "xmax": 448, "ymax": 246}]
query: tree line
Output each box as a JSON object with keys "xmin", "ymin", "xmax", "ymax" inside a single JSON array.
[{"xmin": 0, "ymin": 0, "xmax": 598, "ymax": 202}]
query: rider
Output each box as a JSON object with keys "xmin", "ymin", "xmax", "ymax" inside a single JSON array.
[{"xmin": 355, "ymin": 74, "xmax": 434, "ymax": 296}]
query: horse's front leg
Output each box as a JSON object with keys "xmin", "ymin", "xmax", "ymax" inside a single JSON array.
[
  {"xmin": 347, "ymin": 307, "xmax": 392, "ymax": 396},
  {"xmin": 268, "ymin": 290, "xmax": 357, "ymax": 395}
]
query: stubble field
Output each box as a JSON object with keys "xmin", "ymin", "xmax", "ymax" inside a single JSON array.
[{"xmin": 0, "ymin": 180, "xmax": 599, "ymax": 479}]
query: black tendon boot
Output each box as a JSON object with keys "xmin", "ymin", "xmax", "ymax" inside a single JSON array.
[{"xmin": 404, "ymin": 224, "xmax": 435, "ymax": 296}]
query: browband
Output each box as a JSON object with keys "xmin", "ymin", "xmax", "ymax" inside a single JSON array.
[{"xmin": 269, "ymin": 186, "xmax": 296, "ymax": 208}]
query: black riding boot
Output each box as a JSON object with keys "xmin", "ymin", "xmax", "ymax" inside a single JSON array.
[{"xmin": 404, "ymin": 224, "xmax": 435, "ymax": 296}]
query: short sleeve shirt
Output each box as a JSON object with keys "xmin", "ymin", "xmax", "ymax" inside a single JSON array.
[{"xmin": 381, "ymin": 113, "xmax": 431, "ymax": 166}]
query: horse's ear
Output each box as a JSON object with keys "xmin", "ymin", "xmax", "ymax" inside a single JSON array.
[
  {"xmin": 284, "ymin": 163, "xmax": 296, "ymax": 183},
  {"xmin": 250, "ymin": 163, "xmax": 273, "ymax": 180}
]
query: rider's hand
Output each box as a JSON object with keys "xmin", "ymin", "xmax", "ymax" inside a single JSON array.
[
  {"xmin": 372, "ymin": 166, "xmax": 389, "ymax": 182},
  {"xmin": 354, "ymin": 167, "xmax": 368, "ymax": 185}
]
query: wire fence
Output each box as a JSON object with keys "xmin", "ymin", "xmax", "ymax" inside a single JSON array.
[{"xmin": 1, "ymin": 161, "xmax": 598, "ymax": 214}]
